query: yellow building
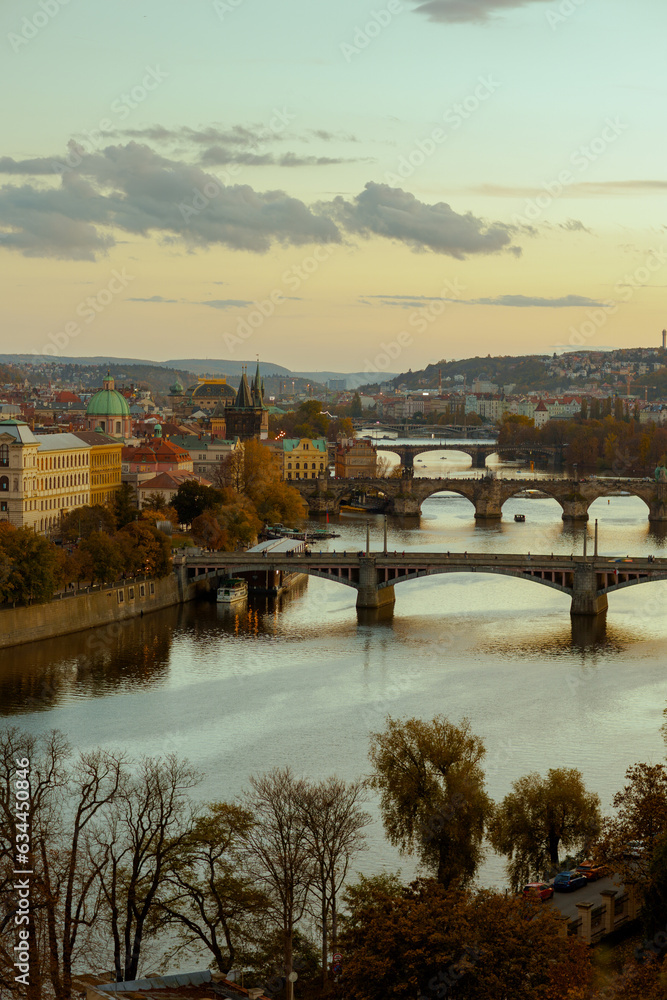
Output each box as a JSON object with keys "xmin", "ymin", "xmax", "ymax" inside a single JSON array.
[
  {"xmin": 73, "ymin": 431, "xmax": 123, "ymax": 506},
  {"xmin": 0, "ymin": 419, "xmax": 122, "ymax": 534},
  {"xmin": 269, "ymin": 437, "xmax": 328, "ymax": 480}
]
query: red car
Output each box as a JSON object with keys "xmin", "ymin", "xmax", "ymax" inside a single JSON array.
[
  {"xmin": 575, "ymin": 860, "xmax": 607, "ymax": 881},
  {"xmin": 522, "ymin": 882, "xmax": 554, "ymax": 901}
]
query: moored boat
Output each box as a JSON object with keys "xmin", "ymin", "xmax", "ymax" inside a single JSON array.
[{"xmin": 216, "ymin": 578, "xmax": 248, "ymax": 603}]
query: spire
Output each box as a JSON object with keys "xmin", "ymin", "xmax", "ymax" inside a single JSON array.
[
  {"xmin": 235, "ymin": 369, "xmax": 253, "ymax": 409},
  {"xmin": 252, "ymin": 357, "xmax": 263, "ymax": 406}
]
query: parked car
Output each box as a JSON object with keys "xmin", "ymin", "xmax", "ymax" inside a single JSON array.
[
  {"xmin": 522, "ymin": 882, "xmax": 554, "ymax": 901},
  {"xmin": 575, "ymin": 860, "xmax": 607, "ymax": 881},
  {"xmin": 553, "ymin": 871, "xmax": 588, "ymax": 892}
]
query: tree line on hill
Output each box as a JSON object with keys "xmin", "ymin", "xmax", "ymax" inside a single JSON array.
[
  {"xmin": 498, "ymin": 411, "xmax": 667, "ymax": 474},
  {"xmin": 2, "ymin": 713, "xmax": 667, "ymax": 999}
]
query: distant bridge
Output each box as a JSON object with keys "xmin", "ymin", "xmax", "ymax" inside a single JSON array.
[
  {"xmin": 369, "ymin": 441, "xmax": 562, "ymax": 470},
  {"xmin": 178, "ymin": 550, "xmax": 667, "ymax": 616},
  {"xmin": 292, "ymin": 476, "xmax": 667, "ymax": 520}
]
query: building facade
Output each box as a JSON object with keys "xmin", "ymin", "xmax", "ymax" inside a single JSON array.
[
  {"xmin": 335, "ymin": 438, "xmax": 377, "ymax": 478},
  {"xmin": 72, "ymin": 431, "xmax": 123, "ymax": 506},
  {"xmin": 269, "ymin": 438, "xmax": 327, "ymax": 480}
]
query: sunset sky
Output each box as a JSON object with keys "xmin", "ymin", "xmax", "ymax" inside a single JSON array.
[{"xmin": 0, "ymin": 0, "xmax": 665, "ymax": 374}]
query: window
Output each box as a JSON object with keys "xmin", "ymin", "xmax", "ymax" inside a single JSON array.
[
  {"xmin": 295, "ymin": 463, "xmax": 300, "ymax": 469},
  {"xmin": 117, "ymin": 590, "xmax": 124, "ymax": 604},
  {"xmin": 0, "ymin": 502, "xmax": 6, "ymax": 512},
  {"xmin": 0, "ymin": 477, "xmax": 7, "ymax": 492},
  {"xmin": 0, "ymin": 445, "xmax": 8, "ymax": 467},
  {"xmin": 128, "ymin": 587, "xmax": 135, "ymax": 600},
  {"xmin": 304, "ymin": 443, "xmax": 309, "ymax": 450},
  {"xmin": 295, "ymin": 472, "xmax": 300, "ymax": 479},
  {"xmin": 287, "ymin": 462, "xmax": 292, "ymax": 469},
  {"xmin": 150, "ymin": 582, "xmax": 155, "ymax": 595},
  {"xmin": 319, "ymin": 463, "xmax": 324, "ymax": 470},
  {"xmin": 312, "ymin": 463, "xmax": 316, "ymax": 469},
  {"xmin": 140, "ymin": 584, "xmax": 145, "ymax": 597}
]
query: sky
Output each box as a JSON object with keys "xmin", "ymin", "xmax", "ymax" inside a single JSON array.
[{"xmin": 0, "ymin": 0, "xmax": 665, "ymax": 374}]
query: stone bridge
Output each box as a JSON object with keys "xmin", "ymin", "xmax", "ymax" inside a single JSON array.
[
  {"xmin": 292, "ymin": 476, "xmax": 667, "ymax": 521},
  {"xmin": 369, "ymin": 442, "xmax": 561, "ymax": 470},
  {"xmin": 179, "ymin": 551, "xmax": 667, "ymax": 616}
]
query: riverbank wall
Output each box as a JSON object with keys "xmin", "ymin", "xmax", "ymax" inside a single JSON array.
[{"xmin": 0, "ymin": 570, "xmax": 217, "ymax": 650}]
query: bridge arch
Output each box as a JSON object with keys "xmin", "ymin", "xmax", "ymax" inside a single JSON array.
[
  {"xmin": 499, "ymin": 486, "xmax": 567, "ymax": 516},
  {"xmin": 375, "ymin": 565, "xmax": 574, "ymax": 595}
]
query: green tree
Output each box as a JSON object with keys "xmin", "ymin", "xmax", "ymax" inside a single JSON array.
[
  {"xmin": 80, "ymin": 530, "xmax": 123, "ymax": 584},
  {"xmin": 111, "ymin": 482, "xmax": 137, "ymax": 528},
  {"xmin": 350, "ymin": 394, "xmax": 363, "ymax": 418},
  {"xmin": 157, "ymin": 803, "xmax": 270, "ymax": 974},
  {"xmin": 597, "ymin": 762, "xmax": 667, "ymax": 890},
  {"xmin": 488, "ymin": 767, "xmax": 601, "ymax": 891},
  {"xmin": 142, "ymin": 493, "xmax": 168, "ymax": 512},
  {"xmin": 0, "ymin": 526, "xmax": 57, "ymax": 603},
  {"xmin": 60, "ymin": 504, "xmax": 116, "ymax": 542},
  {"xmin": 368, "ymin": 716, "xmax": 491, "ymax": 887},
  {"xmin": 172, "ymin": 481, "xmax": 222, "ymax": 525}
]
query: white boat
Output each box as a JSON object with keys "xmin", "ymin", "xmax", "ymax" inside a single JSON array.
[{"xmin": 216, "ymin": 578, "xmax": 248, "ymax": 603}]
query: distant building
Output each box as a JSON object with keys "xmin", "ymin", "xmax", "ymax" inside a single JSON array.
[
  {"xmin": 138, "ymin": 471, "xmax": 212, "ymax": 508},
  {"xmin": 328, "ymin": 378, "xmax": 347, "ymax": 390},
  {"xmin": 169, "ymin": 433, "xmax": 242, "ymax": 480},
  {"xmin": 335, "ymin": 438, "xmax": 377, "ymax": 478},
  {"xmin": 223, "ymin": 363, "xmax": 269, "ymax": 441},
  {"xmin": 71, "ymin": 431, "xmax": 123, "ymax": 507},
  {"xmin": 268, "ymin": 437, "xmax": 328, "ymax": 480},
  {"xmin": 85, "ymin": 373, "xmax": 132, "ymax": 439}
]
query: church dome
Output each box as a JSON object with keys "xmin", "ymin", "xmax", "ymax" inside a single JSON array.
[{"xmin": 86, "ymin": 375, "xmax": 131, "ymax": 418}]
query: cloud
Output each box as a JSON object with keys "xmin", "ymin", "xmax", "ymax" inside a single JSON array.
[
  {"xmin": 0, "ymin": 145, "xmax": 520, "ymax": 261},
  {"xmin": 198, "ymin": 147, "xmax": 358, "ymax": 168},
  {"xmin": 128, "ymin": 295, "xmax": 178, "ymax": 303},
  {"xmin": 329, "ymin": 182, "xmax": 519, "ymax": 258},
  {"xmin": 195, "ymin": 299, "xmax": 254, "ymax": 309},
  {"xmin": 0, "ymin": 141, "xmax": 341, "ymax": 259},
  {"xmin": 409, "ymin": 0, "xmax": 550, "ymax": 23},
  {"xmin": 459, "ymin": 294, "xmax": 608, "ymax": 307},
  {"xmin": 362, "ymin": 293, "xmax": 607, "ymax": 308},
  {"xmin": 470, "ymin": 180, "xmax": 667, "ymax": 198}
]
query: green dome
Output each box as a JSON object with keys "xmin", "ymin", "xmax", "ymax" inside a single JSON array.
[
  {"xmin": 86, "ymin": 376, "xmax": 131, "ymax": 418},
  {"xmin": 170, "ymin": 380, "xmax": 184, "ymax": 394}
]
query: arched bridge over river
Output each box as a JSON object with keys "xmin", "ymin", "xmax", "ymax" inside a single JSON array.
[
  {"xmin": 370, "ymin": 442, "xmax": 562, "ymax": 470},
  {"xmin": 293, "ymin": 476, "xmax": 667, "ymax": 521},
  {"xmin": 178, "ymin": 551, "xmax": 667, "ymax": 616}
]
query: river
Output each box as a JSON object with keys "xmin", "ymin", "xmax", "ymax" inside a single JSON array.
[{"xmin": 2, "ymin": 449, "xmax": 666, "ymax": 888}]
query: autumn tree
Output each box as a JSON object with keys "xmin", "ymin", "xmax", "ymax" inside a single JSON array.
[
  {"xmin": 115, "ymin": 521, "xmax": 171, "ymax": 578},
  {"xmin": 60, "ymin": 504, "xmax": 116, "ymax": 542},
  {"xmin": 297, "ymin": 777, "xmax": 370, "ymax": 984},
  {"xmin": 368, "ymin": 716, "xmax": 491, "ymax": 887},
  {"xmin": 596, "ymin": 762, "xmax": 667, "ymax": 891},
  {"xmin": 488, "ymin": 767, "xmax": 601, "ymax": 891},
  {"xmin": 0, "ymin": 526, "xmax": 56, "ymax": 603},
  {"xmin": 79, "ymin": 531, "xmax": 122, "ymax": 584},
  {"xmin": 191, "ymin": 510, "xmax": 228, "ymax": 550},
  {"xmin": 156, "ymin": 802, "xmax": 270, "ymax": 974},
  {"xmin": 338, "ymin": 877, "xmax": 593, "ymax": 1000},
  {"xmin": 243, "ymin": 768, "xmax": 316, "ymax": 1000}
]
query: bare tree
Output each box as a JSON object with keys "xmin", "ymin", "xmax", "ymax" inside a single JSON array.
[
  {"xmin": 243, "ymin": 768, "xmax": 316, "ymax": 1000},
  {"xmin": 156, "ymin": 802, "xmax": 270, "ymax": 973},
  {"xmin": 94, "ymin": 754, "xmax": 199, "ymax": 982},
  {"xmin": 0, "ymin": 729, "xmax": 124, "ymax": 1000},
  {"xmin": 297, "ymin": 777, "xmax": 370, "ymax": 986}
]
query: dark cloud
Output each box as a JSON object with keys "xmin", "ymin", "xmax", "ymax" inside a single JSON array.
[
  {"xmin": 329, "ymin": 182, "xmax": 518, "ymax": 259},
  {"xmin": 0, "ymin": 146, "xmax": 521, "ymax": 261},
  {"xmin": 0, "ymin": 141, "xmax": 340, "ymax": 259},
  {"xmin": 409, "ymin": 0, "xmax": 550, "ymax": 23}
]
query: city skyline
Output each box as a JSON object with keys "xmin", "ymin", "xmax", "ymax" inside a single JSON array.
[{"xmin": 1, "ymin": 0, "xmax": 665, "ymax": 371}]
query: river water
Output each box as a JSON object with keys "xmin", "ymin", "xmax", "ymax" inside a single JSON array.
[{"xmin": 2, "ymin": 449, "xmax": 667, "ymax": 888}]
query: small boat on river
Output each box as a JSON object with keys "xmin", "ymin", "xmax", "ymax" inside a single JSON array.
[{"xmin": 216, "ymin": 579, "xmax": 248, "ymax": 604}]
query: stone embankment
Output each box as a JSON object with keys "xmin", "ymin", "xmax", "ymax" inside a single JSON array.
[{"xmin": 0, "ymin": 570, "xmax": 216, "ymax": 650}]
